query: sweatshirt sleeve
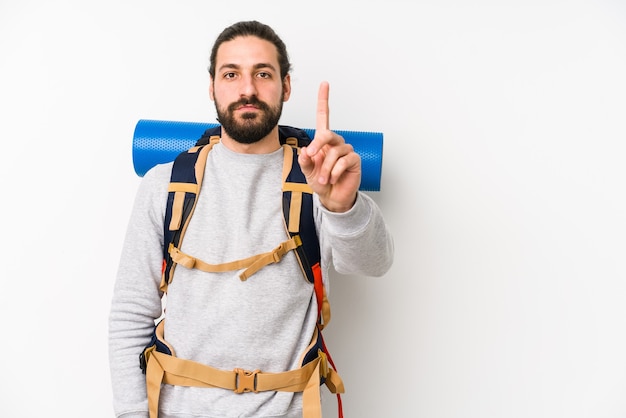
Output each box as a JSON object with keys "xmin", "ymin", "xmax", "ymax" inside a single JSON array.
[
  {"xmin": 108, "ymin": 164, "xmax": 171, "ymax": 418},
  {"xmin": 315, "ymin": 192, "xmax": 394, "ymax": 278}
]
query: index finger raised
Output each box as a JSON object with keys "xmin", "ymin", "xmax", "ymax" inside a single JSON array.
[{"xmin": 316, "ymin": 81, "xmax": 330, "ymax": 131}]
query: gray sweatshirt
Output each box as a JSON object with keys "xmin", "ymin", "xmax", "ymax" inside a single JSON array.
[{"xmin": 109, "ymin": 143, "xmax": 394, "ymax": 417}]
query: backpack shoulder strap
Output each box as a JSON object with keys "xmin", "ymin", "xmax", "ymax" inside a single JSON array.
[
  {"xmin": 159, "ymin": 126, "xmax": 220, "ymax": 292},
  {"xmin": 278, "ymin": 127, "xmax": 332, "ymax": 330},
  {"xmin": 279, "ymin": 126, "xmax": 319, "ymax": 283}
]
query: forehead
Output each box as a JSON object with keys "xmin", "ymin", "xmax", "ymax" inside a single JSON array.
[{"xmin": 215, "ymin": 36, "xmax": 279, "ymax": 70}]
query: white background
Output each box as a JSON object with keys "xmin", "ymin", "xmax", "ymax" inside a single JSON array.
[{"xmin": 1, "ymin": 1, "xmax": 625, "ymax": 417}]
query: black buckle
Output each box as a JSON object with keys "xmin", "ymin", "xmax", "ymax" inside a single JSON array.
[{"xmin": 139, "ymin": 351, "xmax": 147, "ymax": 374}]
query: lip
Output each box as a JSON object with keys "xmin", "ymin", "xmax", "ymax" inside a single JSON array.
[{"xmin": 237, "ymin": 104, "xmax": 258, "ymax": 111}]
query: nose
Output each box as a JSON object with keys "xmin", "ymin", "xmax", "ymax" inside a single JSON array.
[{"xmin": 240, "ymin": 75, "xmax": 258, "ymax": 98}]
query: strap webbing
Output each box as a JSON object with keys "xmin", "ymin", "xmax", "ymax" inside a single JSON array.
[
  {"xmin": 168, "ymin": 236, "xmax": 302, "ymax": 281},
  {"xmin": 160, "ymin": 139, "xmax": 217, "ymax": 292},
  {"xmin": 145, "ymin": 348, "xmax": 343, "ymax": 418},
  {"xmin": 281, "ymin": 144, "xmax": 313, "ymax": 233}
]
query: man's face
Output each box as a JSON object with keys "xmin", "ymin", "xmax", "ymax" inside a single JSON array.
[{"xmin": 210, "ymin": 36, "xmax": 291, "ymax": 144}]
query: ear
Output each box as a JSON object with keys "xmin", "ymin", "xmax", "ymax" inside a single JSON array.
[
  {"xmin": 282, "ymin": 74, "xmax": 291, "ymax": 102},
  {"xmin": 209, "ymin": 77, "xmax": 215, "ymax": 101}
]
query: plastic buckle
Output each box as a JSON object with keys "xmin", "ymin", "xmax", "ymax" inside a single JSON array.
[
  {"xmin": 234, "ymin": 368, "xmax": 260, "ymax": 393},
  {"xmin": 272, "ymin": 244, "xmax": 284, "ymax": 263},
  {"xmin": 139, "ymin": 345, "xmax": 155, "ymax": 375}
]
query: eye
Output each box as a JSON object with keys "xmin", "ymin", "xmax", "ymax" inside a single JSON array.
[
  {"xmin": 224, "ymin": 72, "xmax": 236, "ymax": 80},
  {"xmin": 257, "ymin": 72, "xmax": 271, "ymax": 79}
]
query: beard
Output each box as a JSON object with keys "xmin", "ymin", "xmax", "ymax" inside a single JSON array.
[{"xmin": 215, "ymin": 95, "xmax": 283, "ymax": 144}]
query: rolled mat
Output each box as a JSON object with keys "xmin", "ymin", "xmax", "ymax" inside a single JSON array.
[{"xmin": 133, "ymin": 119, "xmax": 384, "ymax": 191}]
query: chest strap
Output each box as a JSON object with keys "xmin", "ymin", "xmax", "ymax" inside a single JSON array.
[{"xmin": 168, "ymin": 235, "xmax": 302, "ymax": 281}]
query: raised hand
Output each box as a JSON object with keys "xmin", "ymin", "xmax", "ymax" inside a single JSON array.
[{"xmin": 298, "ymin": 81, "xmax": 361, "ymax": 212}]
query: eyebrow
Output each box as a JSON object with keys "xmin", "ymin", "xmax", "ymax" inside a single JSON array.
[{"xmin": 218, "ymin": 62, "xmax": 278, "ymax": 73}]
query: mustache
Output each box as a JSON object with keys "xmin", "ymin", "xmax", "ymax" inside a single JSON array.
[{"xmin": 228, "ymin": 96, "xmax": 270, "ymax": 112}]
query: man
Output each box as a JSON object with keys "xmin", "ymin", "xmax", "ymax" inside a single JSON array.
[{"xmin": 109, "ymin": 20, "xmax": 394, "ymax": 418}]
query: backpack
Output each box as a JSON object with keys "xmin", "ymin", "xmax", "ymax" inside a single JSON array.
[{"xmin": 139, "ymin": 125, "xmax": 345, "ymax": 418}]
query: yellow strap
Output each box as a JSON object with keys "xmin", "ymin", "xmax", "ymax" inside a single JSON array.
[
  {"xmin": 144, "ymin": 349, "xmax": 341, "ymax": 418},
  {"xmin": 145, "ymin": 346, "xmax": 164, "ymax": 418},
  {"xmin": 280, "ymin": 144, "xmax": 313, "ymax": 234},
  {"xmin": 147, "ymin": 350, "xmax": 323, "ymax": 392},
  {"xmin": 288, "ymin": 190, "xmax": 302, "ymax": 233},
  {"xmin": 324, "ymin": 368, "xmax": 345, "ymax": 394},
  {"xmin": 239, "ymin": 236, "xmax": 301, "ymax": 280},
  {"xmin": 161, "ymin": 137, "xmax": 220, "ymax": 292},
  {"xmin": 318, "ymin": 291, "xmax": 332, "ymax": 331},
  {"xmin": 166, "ymin": 139, "xmax": 216, "ymax": 233},
  {"xmin": 168, "ymin": 191, "xmax": 185, "ymax": 230},
  {"xmin": 281, "ymin": 144, "xmax": 293, "ymax": 184},
  {"xmin": 168, "ymin": 236, "xmax": 302, "ymax": 281},
  {"xmin": 143, "ymin": 323, "xmax": 345, "ymax": 417},
  {"xmin": 284, "ymin": 182, "xmax": 312, "ymax": 193},
  {"xmin": 166, "ymin": 149, "xmax": 207, "ymax": 232},
  {"xmin": 302, "ymin": 360, "xmax": 323, "ymax": 418},
  {"xmin": 168, "ymin": 183, "xmax": 199, "ymax": 193}
]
